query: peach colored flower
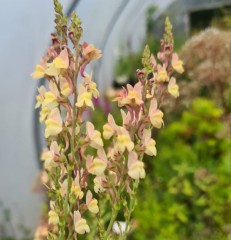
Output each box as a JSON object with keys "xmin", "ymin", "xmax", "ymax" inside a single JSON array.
[
  {"xmin": 114, "ymin": 82, "xmax": 143, "ymax": 107},
  {"xmin": 142, "ymin": 129, "xmax": 157, "ymax": 156},
  {"xmin": 71, "ymin": 176, "xmax": 84, "ymax": 200},
  {"xmin": 31, "ymin": 64, "xmax": 46, "ymax": 80},
  {"xmin": 86, "ymin": 122, "xmax": 103, "ymax": 149},
  {"xmin": 172, "ymin": 53, "xmax": 184, "ymax": 74},
  {"xmin": 74, "ymin": 211, "xmax": 90, "ymax": 234},
  {"xmin": 86, "ymin": 190, "xmax": 99, "ymax": 214},
  {"xmin": 103, "ymin": 114, "xmax": 118, "ymax": 139},
  {"xmin": 168, "ymin": 77, "xmax": 179, "ymax": 98},
  {"xmin": 156, "ymin": 65, "xmax": 169, "ymax": 82},
  {"xmin": 53, "ymin": 48, "xmax": 69, "ymax": 69},
  {"xmin": 87, "ymin": 148, "xmax": 107, "ymax": 176},
  {"xmin": 35, "ymin": 86, "xmax": 46, "ymax": 109},
  {"xmin": 60, "ymin": 77, "xmax": 71, "ymax": 97},
  {"xmin": 45, "ymin": 108, "xmax": 62, "ymax": 138},
  {"xmin": 76, "ymin": 84, "xmax": 94, "ymax": 109},
  {"xmin": 82, "ymin": 42, "xmax": 102, "ymax": 62},
  {"xmin": 149, "ymin": 98, "xmax": 164, "ymax": 129},
  {"xmin": 115, "ymin": 127, "xmax": 134, "ymax": 153},
  {"xmin": 127, "ymin": 151, "xmax": 145, "ymax": 179},
  {"xmin": 83, "ymin": 72, "xmax": 99, "ymax": 98},
  {"xmin": 40, "ymin": 141, "xmax": 59, "ymax": 170},
  {"xmin": 48, "ymin": 210, "xmax": 59, "ymax": 225},
  {"xmin": 42, "ymin": 82, "xmax": 59, "ymax": 110}
]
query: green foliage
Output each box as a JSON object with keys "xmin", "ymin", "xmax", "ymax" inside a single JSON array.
[{"xmin": 132, "ymin": 98, "xmax": 231, "ymax": 239}]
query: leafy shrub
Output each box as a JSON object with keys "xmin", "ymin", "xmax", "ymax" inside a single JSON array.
[{"xmin": 132, "ymin": 98, "xmax": 231, "ymax": 240}]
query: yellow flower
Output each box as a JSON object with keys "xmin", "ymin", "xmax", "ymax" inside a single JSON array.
[
  {"xmin": 71, "ymin": 175, "xmax": 84, "ymax": 199},
  {"xmin": 76, "ymin": 84, "xmax": 94, "ymax": 109},
  {"xmin": 116, "ymin": 133, "xmax": 134, "ymax": 153},
  {"xmin": 86, "ymin": 122, "xmax": 104, "ymax": 149},
  {"xmin": 103, "ymin": 114, "xmax": 117, "ymax": 139},
  {"xmin": 45, "ymin": 108, "xmax": 62, "ymax": 138},
  {"xmin": 172, "ymin": 53, "xmax": 184, "ymax": 74},
  {"xmin": 127, "ymin": 151, "xmax": 145, "ymax": 180},
  {"xmin": 145, "ymin": 139, "xmax": 157, "ymax": 156},
  {"xmin": 31, "ymin": 64, "xmax": 45, "ymax": 80},
  {"xmin": 60, "ymin": 77, "xmax": 71, "ymax": 97},
  {"xmin": 103, "ymin": 123, "xmax": 114, "ymax": 139},
  {"xmin": 86, "ymin": 191, "xmax": 99, "ymax": 214},
  {"xmin": 168, "ymin": 77, "xmax": 179, "ymax": 98},
  {"xmin": 142, "ymin": 129, "xmax": 157, "ymax": 156},
  {"xmin": 87, "ymin": 148, "xmax": 107, "ymax": 176},
  {"xmin": 48, "ymin": 210, "xmax": 59, "ymax": 225},
  {"xmin": 88, "ymin": 157, "xmax": 107, "ymax": 176},
  {"xmin": 149, "ymin": 98, "xmax": 164, "ymax": 129},
  {"xmin": 53, "ymin": 48, "xmax": 69, "ymax": 69},
  {"xmin": 115, "ymin": 127, "xmax": 134, "ymax": 152},
  {"xmin": 35, "ymin": 86, "xmax": 46, "ymax": 109},
  {"xmin": 93, "ymin": 176, "xmax": 105, "ymax": 193},
  {"xmin": 84, "ymin": 72, "xmax": 99, "ymax": 98},
  {"xmin": 150, "ymin": 111, "xmax": 164, "ymax": 128},
  {"xmin": 45, "ymin": 62, "xmax": 60, "ymax": 77},
  {"xmin": 40, "ymin": 106, "xmax": 50, "ymax": 122},
  {"xmin": 45, "ymin": 48, "xmax": 69, "ymax": 77},
  {"xmin": 74, "ymin": 211, "xmax": 90, "ymax": 234},
  {"xmin": 71, "ymin": 185, "xmax": 84, "ymax": 200},
  {"xmin": 156, "ymin": 65, "xmax": 169, "ymax": 82}
]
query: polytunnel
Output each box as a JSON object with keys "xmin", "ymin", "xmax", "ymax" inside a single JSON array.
[{"xmin": 0, "ymin": 0, "xmax": 176, "ymax": 237}]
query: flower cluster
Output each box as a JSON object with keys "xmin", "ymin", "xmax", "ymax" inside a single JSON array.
[{"xmin": 32, "ymin": 2, "xmax": 183, "ymax": 239}]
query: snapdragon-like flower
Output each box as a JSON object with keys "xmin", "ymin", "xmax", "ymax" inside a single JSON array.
[
  {"xmin": 48, "ymin": 210, "xmax": 59, "ymax": 225},
  {"xmin": 60, "ymin": 77, "xmax": 71, "ymax": 97},
  {"xmin": 74, "ymin": 211, "xmax": 90, "ymax": 234},
  {"xmin": 44, "ymin": 108, "xmax": 63, "ymax": 138},
  {"xmin": 82, "ymin": 42, "xmax": 102, "ymax": 62},
  {"xmin": 156, "ymin": 65, "xmax": 169, "ymax": 82},
  {"xmin": 86, "ymin": 148, "xmax": 107, "ymax": 176},
  {"xmin": 172, "ymin": 53, "xmax": 184, "ymax": 74},
  {"xmin": 114, "ymin": 82, "xmax": 143, "ymax": 108},
  {"xmin": 127, "ymin": 151, "xmax": 145, "ymax": 180},
  {"xmin": 41, "ymin": 141, "xmax": 60, "ymax": 170},
  {"xmin": 141, "ymin": 129, "xmax": 157, "ymax": 156},
  {"xmin": 48, "ymin": 201, "xmax": 59, "ymax": 227},
  {"xmin": 86, "ymin": 121, "xmax": 103, "ymax": 149},
  {"xmin": 71, "ymin": 176, "xmax": 84, "ymax": 200},
  {"xmin": 168, "ymin": 77, "xmax": 179, "ymax": 98},
  {"xmin": 86, "ymin": 190, "xmax": 99, "ymax": 213},
  {"xmin": 35, "ymin": 86, "xmax": 46, "ymax": 109},
  {"xmin": 103, "ymin": 114, "xmax": 117, "ymax": 139},
  {"xmin": 93, "ymin": 175, "xmax": 106, "ymax": 193},
  {"xmin": 149, "ymin": 98, "xmax": 164, "ymax": 129},
  {"xmin": 115, "ymin": 128, "xmax": 134, "ymax": 153},
  {"xmin": 83, "ymin": 72, "xmax": 100, "ymax": 98},
  {"xmin": 43, "ymin": 82, "xmax": 59, "ymax": 110},
  {"xmin": 76, "ymin": 84, "xmax": 94, "ymax": 109},
  {"xmin": 31, "ymin": 64, "xmax": 46, "ymax": 80},
  {"xmin": 31, "ymin": 48, "xmax": 69, "ymax": 79}
]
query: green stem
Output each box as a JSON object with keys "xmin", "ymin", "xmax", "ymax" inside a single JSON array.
[
  {"xmin": 104, "ymin": 183, "xmax": 125, "ymax": 239},
  {"xmin": 122, "ymin": 179, "xmax": 139, "ymax": 240}
]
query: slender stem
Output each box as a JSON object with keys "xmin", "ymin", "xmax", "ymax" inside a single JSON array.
[
  {"xmin": 104, "ymin": 183, "xmax": 125, "ymax": 239},
  {"xmin": 122, "ymin": 180, "xmax": 139, "ymax": 240}
]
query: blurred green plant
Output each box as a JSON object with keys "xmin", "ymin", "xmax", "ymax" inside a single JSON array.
[{"xmin": 132, "ymin": 98, "xmax": 231, "ymax": 240}]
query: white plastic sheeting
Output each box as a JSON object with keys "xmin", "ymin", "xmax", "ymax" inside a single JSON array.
[{"xmin": 0, "ymin": 0, "xmax": 173, "ymax": 236}]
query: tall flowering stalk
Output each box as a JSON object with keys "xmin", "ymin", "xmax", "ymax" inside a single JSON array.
[{"xmin": 32, "ymin": 1, "xmax": 183, "ymax": 239}]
